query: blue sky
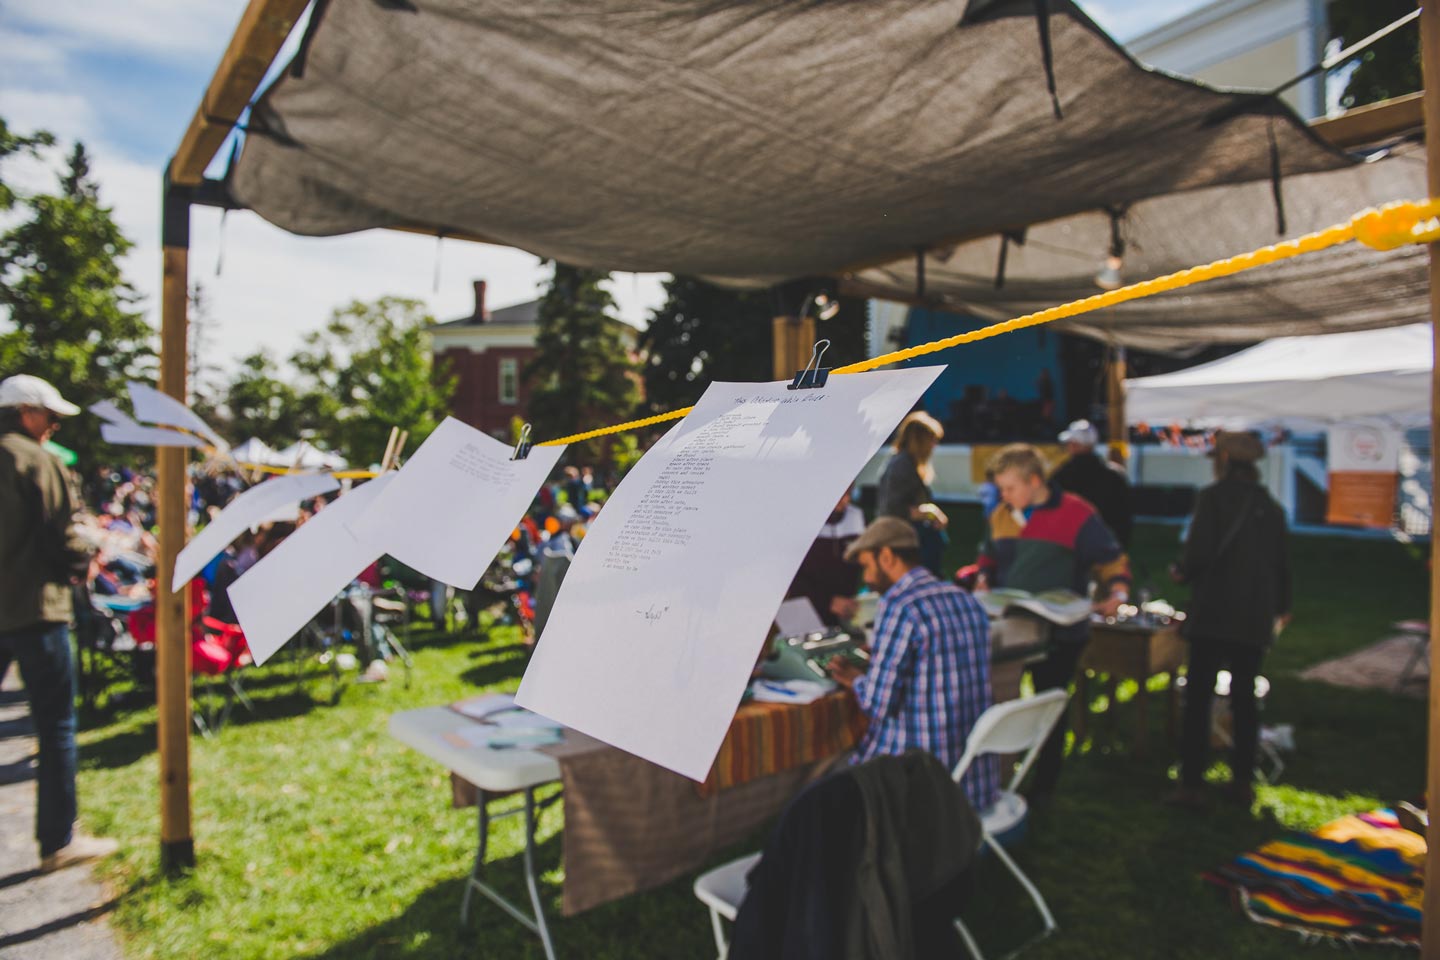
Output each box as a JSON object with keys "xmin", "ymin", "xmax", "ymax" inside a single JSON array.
[{"xmin": 0, "ymin": 0, "xmax": 1210, "ymax": 372}]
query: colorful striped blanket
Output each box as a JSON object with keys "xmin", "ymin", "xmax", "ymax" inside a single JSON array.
[
  {"xmin": 1203, "ymin": 809, "xmax": 1426, "ymax": 948},
  {"xmin": 697, "ymin": 691, "xmax": 867, "ymax": 797}
]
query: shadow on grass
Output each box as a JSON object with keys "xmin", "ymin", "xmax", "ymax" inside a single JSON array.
[
  {"xmin": 460, "ymin": 646, "xmax": 530, "ymax": 689},
  {"xmin": 80, "ymin": 691, "xmax": 323, "ymax": 770},
  {"xmin": 299, "ymin": 831, "xmax": 721, "ymax": 960}
]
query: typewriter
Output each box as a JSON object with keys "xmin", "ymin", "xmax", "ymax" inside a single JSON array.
[{"xmin": 760, "ymin": 628, "xmax": 870, "ymax": 683}]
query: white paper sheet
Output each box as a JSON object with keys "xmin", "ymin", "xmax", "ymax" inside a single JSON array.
[
  {"xmin": 91, "ymin": 400, "xmax": 207, "ymax": 448},
  {"xmin": 127, "ymin": 381, "xmax": 228, "ymax": 450},
  {"xmin": 749, "ymin": 679, "xmax": 834, "ymax": 704},
  {"xmin": 89, "ymin": 400, "xmax": 128, "ymax": 424},
  {"xmin": 451, "ymin": 692, "xmax": 517, "ymax": 720},
  {"xmin": 515, "ymin": 368, "xmax": 944, "ymax": 780},
  {"xmin": 346, "ymin": 417, "xmax": 565, "ymax": 587},
  {"xmin": 100, "ymin": 421, "xmax": 207, "ymax": 449},
  {"xmin": 227, "ymin": 474, "xmax": 395, "ymax": 665},
  {"xmin": 443, "ymin": 725, "xmax": 564, "ymax": 750},
  {"xmin": 172, "ymin": 472, "xmax": 339, "ymax": 592},
  {"xmin": 775, "ymin": 597, "xmax": 826, "ymax": 637}
]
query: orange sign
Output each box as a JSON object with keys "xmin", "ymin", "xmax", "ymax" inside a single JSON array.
[
  {"xmin": 1326, "ymin": 471, "xmax": 1396, "ymax": 528},
  {"xmin": 970, "ymin": 444, "xmax": 1066, "ymax": 483}
]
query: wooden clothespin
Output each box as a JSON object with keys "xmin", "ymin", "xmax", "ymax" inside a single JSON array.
[{"xmin": 380, "ymin": 426, "xmax": 401, "ymax": 473}]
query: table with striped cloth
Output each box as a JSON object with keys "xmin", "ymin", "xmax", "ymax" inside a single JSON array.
[
  {"xmin": 698, "ymin": 690, "xmax": 867, "ymax": 797},
  {"xmin": 1203, "ymin": 808, "xmax": 1425, "ymax": 947}
]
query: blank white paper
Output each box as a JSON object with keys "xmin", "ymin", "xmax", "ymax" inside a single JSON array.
[
  {"xmin": 89, "ymin": 400, "xmax": 129, "ymax": 424},
  {"xmin": 228, "ymin": 474, "xmax": 396, "ymax": 665},
  {"xmin": 346, "ymin": 417, "xmax": 565, "ymax": 588},
  {"xmin": 775, "ymin": 597, "xmax": 826, "ymax": 637},
  {"xmin": 100, "ymin": 422, "xmax": 207, "ymax": 449},
  {"xmin": 172, "ymin": 472, "xmax": 340, "ymax": 592},
  {"xmin": 515, "ymin": 368, "xmax": 943, "ymax": 780},
  {"xmin": 128, "ymin": 381, "xmax": 228, "ymax": 450},
  {"xmin": 91, "ymin": 400, "xmax": 207, "ymax": 449}
]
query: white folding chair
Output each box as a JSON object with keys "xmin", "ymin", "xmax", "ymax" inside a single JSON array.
[
  {"xmin": 693, "ymin": 851, "xmax": 761, "ymax": 959},
  {"xmin": 951, "ymin": 688, "xmax": 1070, "ymax": 960}
]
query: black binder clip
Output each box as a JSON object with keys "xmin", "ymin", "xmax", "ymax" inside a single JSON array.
[
  {"xmin": 511, "ymin": 423, "xmax": 533, "ymax": 461},
  {"xmin": 788, "ymin": 339, "xmax": 832, "ymax": 390}
]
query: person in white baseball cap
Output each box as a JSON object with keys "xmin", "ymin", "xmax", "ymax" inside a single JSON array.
[
  {"xmin": 0, "ymin": 373, "xmax": 82, "ymax": 416},
  {"xmin": 0, "ymin": 373, "xmax": 116, "ymax": 871}
]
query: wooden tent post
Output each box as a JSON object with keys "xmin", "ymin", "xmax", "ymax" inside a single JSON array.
[
  {"xmin": 157, "ymin": 170, "xmax": 195, "ymax": 871},
  {"xmin": 1107, "ymin": 345, "xmax": 1127, "ymax": 451},
  {"xmin": 1423, "ymin": 3, "xmax": 1440, "ymax": 954}
]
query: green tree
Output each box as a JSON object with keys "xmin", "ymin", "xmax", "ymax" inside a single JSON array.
[
  {"xmin": 524, "ymin": 264, "xmax": 639, "ymax": 464},
  {"xmin": 0, "ymin": 118, "xmax": 54, "ymax": 212},
  {"xmin": 289, "ymin": 296, "xmax": 452, "ymax": 464},
  {"xmin": 639, "ymin": 277, "xmax": 868, "ymax": 423},
  {"xmin": 188, "ymin": 282, "xmax": 228, "ymax": 430},
  {"xmin": 224, "ymin": 350, "xmax": 314, "ymax": 448},
  {"xmin": 0, "ymin": 136, "xmax": 154, "ymax": 469},
  {"xmin": 638, "ymin": 276, "xmax": 773, "ymax": 416},
  {"xmin": 1329, "ymin": 0, "xmax": 1421, "ymax": 109}
]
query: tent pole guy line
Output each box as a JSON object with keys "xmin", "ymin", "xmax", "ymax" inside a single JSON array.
[{"xmin": 214, "ymin": 196, "xmax": 1440, "ymax": 468}]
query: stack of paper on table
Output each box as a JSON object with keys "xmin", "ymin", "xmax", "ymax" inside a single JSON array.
[
  {"xmin": 749, "ymin": 678, "xmax": 834, "ymax": 704},
  {"xmin": 975, "ymin": 588, "xmax": 1092, "ymax": 626}
]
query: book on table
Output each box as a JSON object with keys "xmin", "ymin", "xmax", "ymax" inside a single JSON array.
[{"xmin": 975, "ymin": 588, "xmax": 1092, "ymax": 627}]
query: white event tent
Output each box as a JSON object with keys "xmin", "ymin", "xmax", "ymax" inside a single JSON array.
[
  {"xmin": 271, "ymin": 440, "xmax": 348, "ymax": 471},
  {"xmin": 229, "ymin": 437, "xmax": 275, "ymax": 464},
  {"xmin": 1125, "ymin": 325, "xmax": 1433, "ymax": 431}
]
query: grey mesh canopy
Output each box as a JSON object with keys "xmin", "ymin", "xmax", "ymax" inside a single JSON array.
[
  {"xmin": 849, "ymin": 143, "xmax": 1429, "ymax": 352},
  {"xmin": 231, "ymin": 0, "xmax": 1353, "ymax": 288}
]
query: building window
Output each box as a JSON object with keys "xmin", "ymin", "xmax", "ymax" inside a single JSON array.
[{"xmin": 498, "ymin": 357, "xmax": 519, "ymax": 405}]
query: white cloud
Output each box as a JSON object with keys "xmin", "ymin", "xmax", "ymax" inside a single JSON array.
[
  {"xmin": 0, "ymin": 0, "xmax": 664, "ymax": 382},
  {"xmin": 0, "ymin": 88, "xmax": 98, "ymax": 147},
  {"xmin": 2, "ymin": 0, "xmax": 241, "ymax": 60},
  {"xmin": 0, "ymin": 26, "xmax": 66, "ymax": 74}
]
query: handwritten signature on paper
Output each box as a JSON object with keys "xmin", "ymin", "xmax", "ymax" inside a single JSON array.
[{"xmin": 636, "ymin": 603, "xmax": 670, "ymax": 624}]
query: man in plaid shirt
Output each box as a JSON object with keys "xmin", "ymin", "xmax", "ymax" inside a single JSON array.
[{"xmin": 827, "ymin": 517, "xmax": 998, "ymax": 813}]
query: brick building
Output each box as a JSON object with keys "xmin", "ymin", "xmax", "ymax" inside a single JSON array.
[
  {"xmin": 430, "ymin": 281, "xmax": 542, "ymax": 440},
  {"xmin": 430, "ymin": 279, "xmax": 642, "ymax": 440}
]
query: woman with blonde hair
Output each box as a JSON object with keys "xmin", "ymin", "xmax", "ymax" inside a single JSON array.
[{"xmin": 876, "ymin": 410, "xmax": 949, "ymax": 574}]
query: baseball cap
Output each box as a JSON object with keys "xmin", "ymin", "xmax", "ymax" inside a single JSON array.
[
  {"xmin": 1058, "ymin": 419, "xmax": 1099, "ymax": 447},
  {"xmin": 843, "ymin": 516, "xmax": 920, "ymax": 562},
  {"xmin": 0, "ymin": 375, "xmax": 81, "ymax": 416},
  {"xmin": 1209, "ymin": 431, "xmax": 1265, "ymax": 463}
]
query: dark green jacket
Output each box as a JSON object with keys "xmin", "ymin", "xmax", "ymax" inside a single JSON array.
[
  {"xmin": 0, "ymin": 429, "xmax": 92, "ymax": 632},
  {"xmin": 1177, "ymin": 476, "xmax": 1291, "ymax": 646}
]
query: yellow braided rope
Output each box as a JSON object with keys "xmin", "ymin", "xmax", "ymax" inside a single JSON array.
[{"xmin": 226, "ymin": 197, "xmax": 1440, "ymax": 468}]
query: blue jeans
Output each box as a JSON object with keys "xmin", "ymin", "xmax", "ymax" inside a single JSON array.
[{"xmin": 0, "ymin": 621, "xmax": 77, "ymax": 855}]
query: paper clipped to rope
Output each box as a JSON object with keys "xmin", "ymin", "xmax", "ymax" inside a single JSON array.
[
  {"xmin": 89, "ymin": 400, "xmax": 207, "ymax": 449},
  {"xmin": 346, "ymin": 417, "xmax": 565, "ymax": 588},
  {"xmin": 516, "ymin": 367, "xmax": 944, "ymax": 780},
  {"xmin": 228, "ymin": 473, "xmax": 396, "ymax": 665},
  {"xmin": 172, "ymin": 472, "xmax": 339, "ymax": 592},
  {"xmin": 127, "ymin": 381, "xmax": 229, "ymax": 450}
]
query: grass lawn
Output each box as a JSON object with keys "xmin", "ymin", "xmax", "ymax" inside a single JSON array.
[{"xmin": 75, "ymin": 507, "xmax": 1428, "ymax": 959}]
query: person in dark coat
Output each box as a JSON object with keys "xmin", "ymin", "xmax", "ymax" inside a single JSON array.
[
  {"xmin": 1051, "ymin": 419, "xmax": 1132, "ymax": 546},
  {"xmin": 728, "ymin": 751, "xmax": 979, "ymax": 960},
  {"xmin": 1165, "ymin": 431, "xmax": 1291, "ymax": 808},
  {"xmin": 784, "ymin": 489, "xmax": 865, "ymax": 627}
]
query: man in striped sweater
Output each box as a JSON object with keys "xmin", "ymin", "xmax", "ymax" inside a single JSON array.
[{"xmin": 977, "ymin": 444, "xmax": 1131, "ymax": 798}]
